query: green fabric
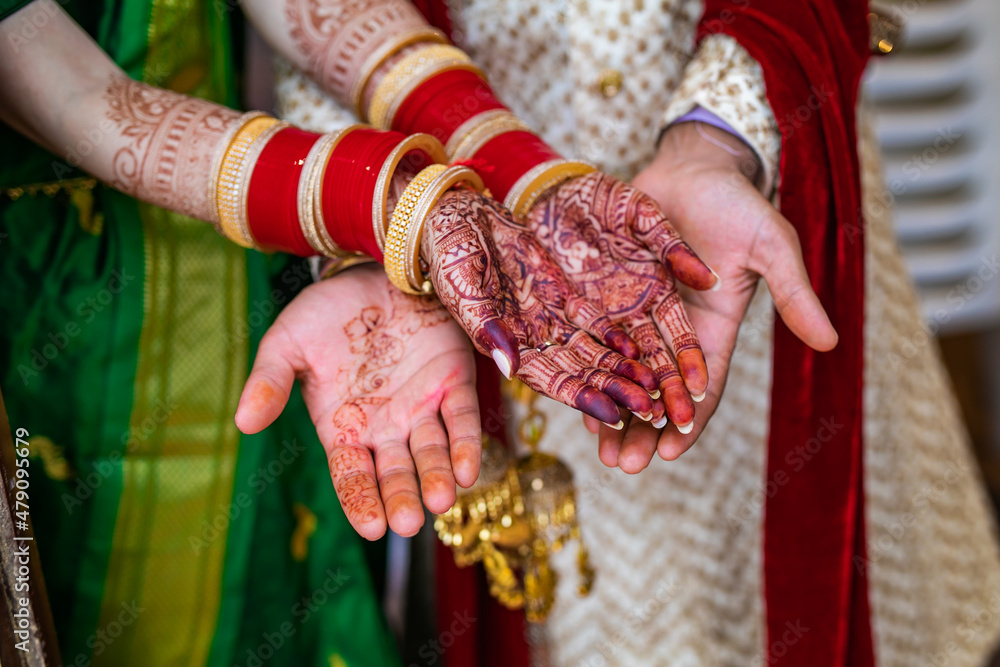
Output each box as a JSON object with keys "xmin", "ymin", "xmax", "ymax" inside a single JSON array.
[{"xmin": 0, "ymin": 2, "xmax": 398, "ymax": 665}]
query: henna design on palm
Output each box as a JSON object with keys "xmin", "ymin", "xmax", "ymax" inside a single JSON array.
[
  {"xmin": 236, "ymin": 267, "xmax": 480, "ymax": 539},
  {"xmin": 422, "ymin": 190, "xmax": 657, "ymax": 425},
  {"xmin": 526, "ymin": 172, "xmax": 716, "ymax": 429}
]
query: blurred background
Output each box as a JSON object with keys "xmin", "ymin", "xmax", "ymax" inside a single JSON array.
[{"xmin": 866, "ymin": 0, "xmax": 1000, "ymax": 510}]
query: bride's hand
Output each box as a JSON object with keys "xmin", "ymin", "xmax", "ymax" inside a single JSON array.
[
  {"xmin": 234, "ymin": 264, "xmax": 479, "ymax": 540},
  {"xmin": 525, "ymin": 171, "xmax": 717, "ymax": 441},
  {"xmin": 424, "ymin": 190, "xmax": 657, "ymax": 427}
]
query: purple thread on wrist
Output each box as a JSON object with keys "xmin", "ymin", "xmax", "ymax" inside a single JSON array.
[{"xmin": 671, "ymin": 106, "xmax": 741, "ymax": 139}]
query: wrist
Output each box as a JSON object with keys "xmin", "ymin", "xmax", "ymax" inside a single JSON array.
[{"xmin": 657, "ymin": 121, "xmax": 762, "ymax": 189}]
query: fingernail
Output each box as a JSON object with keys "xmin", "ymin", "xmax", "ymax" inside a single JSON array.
[
  {"xmin": 652, "ymin": 416, "xmax": 667, "ymax": 429},
  {"xmin": 692, "ymin": 391, "xmax": 706, "ymax": 403},
  {"xmin": 492, "ymin": 349, "xmax": 512, "ymax": 380},
  {"xmin": 676, "ymin": 421, "xmax": 694, "ymax": 435},
  {"xmin": 632, "ymin": 411, "xmax": 652, "ymax": 422},
  {"xmin": 648, "ymin": 389, "xmax": 661, "ymax": 400},
  {"xmin": 710, "ymin": 267, "xmax": 722, "ymax": 292},
  {"xmin": 603, "ymin": 420, "xmax": 624, "ymax": 431}
]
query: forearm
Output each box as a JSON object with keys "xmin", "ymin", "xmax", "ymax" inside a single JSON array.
[
  {"xmin": 0, "ymin": 3, "xmax": 238, "ymax": 221},
  {"xmin": 241, "ymin": 0, "xmax": 443, "ymax": 114}
]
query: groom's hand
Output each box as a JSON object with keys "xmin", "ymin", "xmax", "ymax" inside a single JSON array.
[{"xmin": 592, "ymin": 121, "xmax": 838, "ymax": 470}]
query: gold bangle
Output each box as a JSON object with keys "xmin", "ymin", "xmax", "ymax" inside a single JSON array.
[
  {"xmin": 214, "ymin": 114, "xmax": 281, "ymax": 248},
  {"xmin": 446, "ymin": 110, "xmax": 531, "ymax": 161},
  {"xmin": 350, "ymin": 28, "xmax": 449, "ymax": 119},
  {"xmin": 403, "ymin": 165, "xmax": 485, "ymax": 292},
  {"xmin": 372, "ymin": 133, "xmax": 448, "ymax": 253},
  {"xmin": 504, "ymin": 159, "xmax": 597, "ymax": 220},
  {"xmin": 368, "ymin": 44, "xmax": 483, "ymax": 129},
  {"xmin": 208, "ymin": 111, "xmax": 267, "ymax": 228},
  {"xmin": 320, "ymin": 253, "xmax": 378, "ymax": 280},
  {"xmin": 300, "ymin": 124, "xmax": 364, "ymax": 256},
  {"xmin": 384, "ymin": 164, "xmax": 447, "ymax": 294}
]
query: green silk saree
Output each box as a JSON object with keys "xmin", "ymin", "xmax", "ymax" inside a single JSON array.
[{"xmin": 0, "ymin": 2, "xmax": 398, "ymax": 665}]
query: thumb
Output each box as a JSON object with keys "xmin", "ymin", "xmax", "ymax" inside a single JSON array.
[
  {"xmin": 754, "ymin": 210, "xmax": 838, "ymax": 352},
  {"xmin": 235, "ymin": 328, "xmax": 297, "ymax": 434}
]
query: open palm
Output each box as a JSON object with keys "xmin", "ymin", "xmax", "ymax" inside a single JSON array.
[
  {"xmin": 235, "ymin": 264, "xmax": 479, "ymax": 540},
  {"xmin": 598, "ymin": 121, "xmax": 838, "ymax": 471}
]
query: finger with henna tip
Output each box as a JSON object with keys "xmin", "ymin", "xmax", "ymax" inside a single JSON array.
[
  {"xmin": 372, "ymin": 439, "xmax": 426, "ymax": 537},
  {"xmin": 664, "ymin": 242, "xmax": 717, "ymax": 291},
  {"xmin": 539, "ymin": 344, "xmax": 653, "ymax": 414},
  {"xmin": 621, "ymin": 317, "xmax": 681, "ymax": 402},
  {"xmin": 408, "ymin": 415, "xmax": 459, "ymax": 515},
  {"xmin": 440, "ymin": 383, "xmax": 483, "ymax": 489},
  {"xmin": 518, "ymin": 349, "xmax": 622, "ymax": 425},
  {"xmin": 634, "ymin": 213, "xmax": 716, "ymax": 291},
  {"xmin": 473, "ymin": 317, "xmax": 521, "ymax": 380},
  {"xmin": 328, "ymin": 446, "xmax": 388, "ymax": 541},
  {"xmin": 564, "ymin": 330, "xmax": 657, "ymax": 391},
  {"xmin": 564, "ymin": 296, "xmax": 641, "ymax": 360},
  {"xmin": 659, "ymin": 375, "xmax": 696, "ymax": 433},
  {"xmin": 235, "ymin": 332, "xmax": 296, "ymax": 434},
  {"xmin": 652, "ymin": 291, "xmax": 709, "ymax": 397}
]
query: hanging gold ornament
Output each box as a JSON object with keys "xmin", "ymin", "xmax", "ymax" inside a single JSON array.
[{"xmin": 434, "ymin": 378, "xmax": 594, "ymax": 622}]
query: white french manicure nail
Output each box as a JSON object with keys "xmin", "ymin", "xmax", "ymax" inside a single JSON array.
[
  {"xmin": 692, "ymin": 392, "xmax": 706, "ymax": 403},
  {"xmin": 603, "ymin": 420, "xmax": 625, "ymax": 431},
  {"xmin": 710, "ymin": 268, "xmax": 722, "ymax": 292},
  {"xmin": 492, "ymin": 349, "xmax": 512, "ymax": 380},
  {"xmin": 632, "ymin": 411, "xmax": 653, "ymax": 422},
  {"xmin": 652, "ymin": 416, "xmax": 668, "ymax": 429},
  {"xmin": 676, "ymin": 421, "xmax": 694, "ymax": 435},
  {"xmin": 649, "ymin": 389, "xmax": 661, "ymax": 400}
]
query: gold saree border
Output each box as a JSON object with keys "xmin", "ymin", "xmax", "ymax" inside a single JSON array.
[{"xmin": 94, "ymin": 0, "xmax": 247, "ymax": 664}]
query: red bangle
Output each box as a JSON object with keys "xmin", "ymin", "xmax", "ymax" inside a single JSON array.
[
  {"xmin": 392, "ymin": 68, "xmax": 504, "ymax": 145},
  {"xmin": 471, "ymin": 131, "xmax": 561, "ymax": 202},
  {"xmin": 323, "ymin": 128, "xmax": 408, "ymax": 260},
  {"xmin": 247, "ymin": 127, "xmax": 322, "ymax": 256}
]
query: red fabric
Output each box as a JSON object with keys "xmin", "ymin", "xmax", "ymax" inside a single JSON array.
[
  {"xmin": 323, "ymin": 128, "xmax": 407, "ymax": 261},
  {"xmin": 410, "ymin": 0, "xmax": 453, "ymax": 40},
  {"xmin": 247, "ymin": 127, "xmax": 321, "ymax": 256},
  {"xmin": 698, "ymin": 2, "xmax": 872, "ymax": 665},
  {"xmin": 393, "ymin": 68, "xmax": 505, "ymax": 145},
  {"xmin": 472, "ymin": 131, "xmax": 561, "ymax": 203},
  {"xmin": 434, "ymin": 356, "xmax": 530, "ymax": 667}
]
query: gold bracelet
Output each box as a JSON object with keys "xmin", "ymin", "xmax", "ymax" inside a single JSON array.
[
  {"xmin": 349, "ymin": 28, "xmax": 449, "ymax": 119},
  {"xmin": 372, "ymin": 133, "xmax": 448, "ymax": 253},
  {"xmin": 446, "ymin": 110, "xmax": 531, "ymax": 161},
  {"xmin": 320, "ymin": 253, "xmax": 378, "ymax": 280},
  {"xmin": 504, "ymin": 159, "xmax": 597, "ymax": 220},
  {"xmin": 299, "ymin": 125, "xmax": 364, "ymax": 256},
  {"xmin": 212, "ymin": 112, "xmax": 275, "ymax": 245},
  {"xmin": 207, "ymin": 111, "xmax": 266, "ymax": 228},
  {"xmin": 368, "ymin": 44, "xmax": 484, "ymax": 129},
  {"xmin": 384, "ymin": 164, "xmax": 448, "ymax": 294},
  {"xmin": 403, "ymin": 165, "xmax": 485, "ymax": 292}
]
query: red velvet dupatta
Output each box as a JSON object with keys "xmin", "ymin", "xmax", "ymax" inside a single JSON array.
[{"xmin": 698, "ymin": 2, "xmax": 873, "ymax": 664}]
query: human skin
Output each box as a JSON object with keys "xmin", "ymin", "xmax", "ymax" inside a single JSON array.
[
  {"xmin": 0, "ymin": 2, "xmax": 650, "ymax": 425},
  {"xmin": 243, "ymin": 0, "xmax": 717, "ymax": 422},
  {"xmin": 235, "ymin": 264, "xmax": 479, "ymax": 539},
  {"xmin": 583, "ymin": 121, "xmax": 838, "ymax": 473}
]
